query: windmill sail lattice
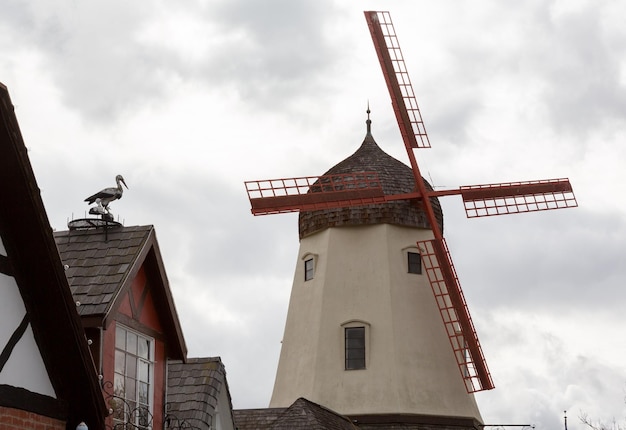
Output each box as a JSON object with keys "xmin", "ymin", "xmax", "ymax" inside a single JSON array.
[
  {"xmin": 245, "ymin": 172, "xmax": 385, "ymax": 215},
  {"xmin": 365, "ymin": 10, "xmax": 495, "ymax": 392},
  {"xmin": 461, "ymin": 178, "xmax": 577, "ymax": 218},
  {"xmin": 417, "ymin": 238, "xmax": 492, "ymax": 392},
  {"xmin": 365, "ymin": 11, "xmax": 430, "ymax": 149}
]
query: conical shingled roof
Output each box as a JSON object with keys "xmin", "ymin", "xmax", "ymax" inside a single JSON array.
[{"xmin": 298, "ymin": 119, "xmax": 443, "ymax": 239}]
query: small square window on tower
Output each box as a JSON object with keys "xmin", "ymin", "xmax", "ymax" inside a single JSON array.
[
  {"xmin": 345, "ymin": 326, "xmax": 366, "ymax": 370},
  {"xmin": 304, "ymin": 258, "xmax": 315, "ymax": 281},
  {"xmin": 408, "ymin": 251, "xmax": 422, "ymax": 274}
]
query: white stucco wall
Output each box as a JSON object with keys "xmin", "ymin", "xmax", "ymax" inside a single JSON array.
[
  {"xmin": 0, "ymin": 272, "xmax": 56, "ymax": 398},
  {"xmin": 270, "ymin": 224, "xmax": 482, "ymax": 420},
  {"xmin": 214, "ymin": 380, "xmax": 236, "ymax": 430}
]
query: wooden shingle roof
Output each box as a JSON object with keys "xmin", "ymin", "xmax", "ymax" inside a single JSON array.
[
  {"xmin": 234, "ymin": 400, "xmax": 483, "ymax": 430},
  {"xmin": 54, "ymin": 224, "xmax": 187, "ymax": 359},
  {"xmin": 233, "ymin": 407, "xmax": 286, "ymax": 429},
  {"xmin": 166, "ymin": 357, "xmax": 235, "ymax": 430},
  {"xmin": 234, "ymin": 398, "xmax": 358, "ymax": 430},
  {"xmin": 271, "ymin": 398, "xmax": 358, "ymax": 429},
  {"xmin": 298, "ymin": 128, "xmax": 443, "ymax": 239},
  {"xmin": 54, "ymin": 225, "xmax": 152, "ymax": 317}
]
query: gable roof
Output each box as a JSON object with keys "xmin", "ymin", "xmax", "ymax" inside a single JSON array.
[
  {"xmin": 271, "ymin": 398, "xmax": 358, "ymax": 430},
  {"xmin": 233, "ymin": 400, "xmax": 482, "ymax": 430},
  {"xmin": 233, "ymin": 407, "xmax": 286, "ymax": 430},
  {"xmin": 54, "ymin": 224, "xmax": 187, "ymax": 360},
  {"xmin": 167, "ymin": 357, "xmax": 235, "ymax": 429},
  {"xmin": 234, "ymin": 398, "xmax": 358, "ymax": 430},
  {"xmin": 0, "ymin": 82, "xmax": 108, "ymax": 428}
]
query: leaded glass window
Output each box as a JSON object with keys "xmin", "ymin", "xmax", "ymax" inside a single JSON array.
[{"xmin": 113, "ymin": 324, "xmax": 154, "ymax": 430}]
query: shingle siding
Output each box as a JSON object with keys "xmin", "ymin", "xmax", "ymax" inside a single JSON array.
[
  {"xmin": 234, "ymin": 400, "xmax": 482, "ymax": 430},
  {"xmin": 167, "ymin": 357, "xmax": 235, "ymax": 430},
  {"xmin": 234, "ymin": 398, "xmax": 358, "ymax": 430},
  {"xmin": 298, "ymin": 132, "xmax": 443, "ymax": 239},
  {"xmin": 54, "ymin": 225, "xmax": 152, "ymax": 316}
]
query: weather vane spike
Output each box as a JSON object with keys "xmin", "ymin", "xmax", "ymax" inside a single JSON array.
[{"xmin": 84, "ymin": 174, "xmax": 128, "ymax": 221}]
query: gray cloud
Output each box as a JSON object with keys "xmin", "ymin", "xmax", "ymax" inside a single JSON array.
[
  {"xmin": 0, "ymin": 1, "xmax": 169, "ymax": 121},
  {"xmin": 535, "ymin": 6, "xmax": 626, "ymax": 135},
  {"xmin": 478, "ymin": 310, "xmax": 626, "ymax": 427},
  {"xmin": 449, "ymin": 208, "xmax": 626, "ymax": 313},
  {"xmin": 422, "ymin": 2, "xmax": 626, "ymax": 150},
  {"xmin": 4, "ymin": 0, "xmax": 626, "ymax": 424},
  {"xmin": 0, "ymin": 0, "xmax": 343, "ymax": 124}
]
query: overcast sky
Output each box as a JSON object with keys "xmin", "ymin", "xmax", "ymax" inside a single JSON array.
[{"xmin": 2, "ymin": 1, "xmax": 626, "ymax": 429}]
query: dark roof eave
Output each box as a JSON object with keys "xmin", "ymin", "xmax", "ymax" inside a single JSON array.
[
  {"xmin": 0, "ymin": 82, "xmax": 108, "ymax": 428},
  {"xmin": 146, "ymin": 228, "xmax": 188, "ymax": 361}
]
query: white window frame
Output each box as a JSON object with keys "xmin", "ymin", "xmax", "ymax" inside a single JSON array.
[{"xmin": 113, "ymin": 323, "xmax": 155, "ymax": 430}]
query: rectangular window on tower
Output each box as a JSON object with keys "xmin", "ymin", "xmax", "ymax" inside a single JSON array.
[
  {"xmin": 113, "ymin": 324, "xmax": 154, "ymax": 430},
  {"xmin": 304, "ymin": 258, "xmax": 315, "ymax": 281},
  {"xmin": 408, "ymin": 251, "xmax": 422, "ymax": 274},
  {"xmin": 345, "ymin": 326, "xmax": 366, "ymax": 370}
]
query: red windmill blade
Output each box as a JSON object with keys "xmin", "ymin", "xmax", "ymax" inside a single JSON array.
[
  {"xmin": 245, "ymin": 176, "xmax": 576, "ymax": 218},
  {"xmin": 365, "ymin": 10, "xmax": 576, "ymax": 392},
  {"xmin": 245, "ymin": 10, "xmax": 577, "ymax": 393},
  {"xmin": 364, "ymin": 11, "xmax": 430, "ymax": 150},
  {"xmin": 245, "ymin": 172, "xmax": 386, "ymax": 215}
]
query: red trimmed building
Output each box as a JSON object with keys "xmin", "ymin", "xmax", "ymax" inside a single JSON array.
[
  {"xmin": 54, "ymin": 224, "xmax": 188, "ymax": 429},
  {"xmin": 0, "ymin": 82, "xmax": 235, "ymax": 430}
]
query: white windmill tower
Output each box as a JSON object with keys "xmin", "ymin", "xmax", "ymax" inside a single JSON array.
[{"xmin": 245, "ymin": 11, "xmax": 576, "ymax": 424}]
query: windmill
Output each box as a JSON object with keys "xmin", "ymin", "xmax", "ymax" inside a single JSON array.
[{"xmin": 245, "ymin": 10, "xmax": 576, "ymax": 396}]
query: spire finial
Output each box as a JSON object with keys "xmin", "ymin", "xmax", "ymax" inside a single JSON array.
[{"xmin": 366, "ymin": 101, "xmax": 372, "ymax": 135}]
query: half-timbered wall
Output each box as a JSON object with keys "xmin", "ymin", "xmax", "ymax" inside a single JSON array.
[{"xmin": 0, "ymin": 235, "xmax": 57, "ymax": 403}]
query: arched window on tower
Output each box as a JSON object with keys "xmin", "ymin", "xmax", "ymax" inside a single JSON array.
[
  {"xmin": 403, "ymin": 246, "xmax": 422, "ymax": 275},
  {"xmin": 302, "ymin": 252, "xmax": 318, "ymax": 282},
  {"xmin": 341, "ymin": 320, "xmax": 370, "ymax": 370}
]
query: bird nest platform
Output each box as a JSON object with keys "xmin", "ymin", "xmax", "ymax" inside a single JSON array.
[{"xmin": 68, "ymin": 217, "xmax": 122, "ymax": 231}]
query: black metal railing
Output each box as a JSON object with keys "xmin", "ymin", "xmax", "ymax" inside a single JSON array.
[{"xmin": 101, "ymin": 380, "xmax": 205, "ymax": 430}]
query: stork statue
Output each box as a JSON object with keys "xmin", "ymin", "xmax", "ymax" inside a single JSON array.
[{"xmin": 85, "ymin": 174, "xmax": 128, "ymax": 220}]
